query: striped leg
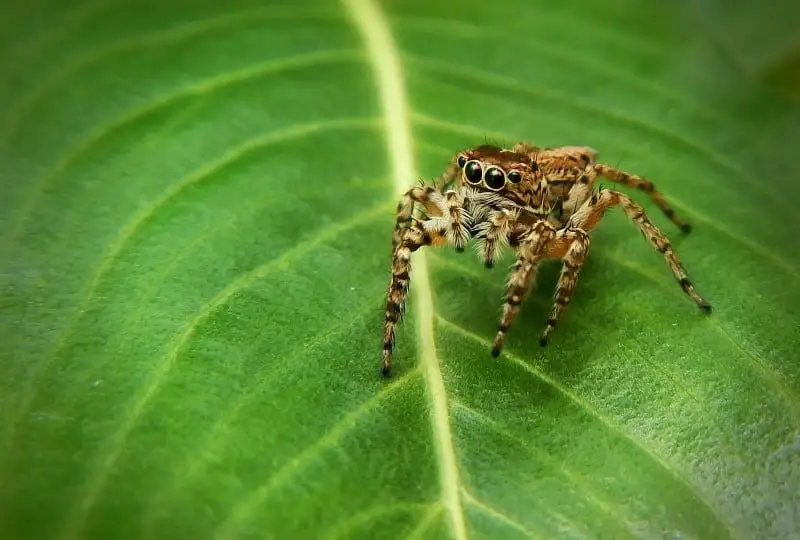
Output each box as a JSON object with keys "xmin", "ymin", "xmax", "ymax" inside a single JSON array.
[
  {"xmin": 383, "ymin": 220, "xmax": 442, "ymax": 377},
  {"xmin": 570, "ymin": 188, "xmax": 711, "ymax": 312},
  {"xmin": 491, "ymin": 220, "xmax": 556, "ymax": 357},
  {"xmin": 393, "ymin": 183, "xmax": 470, "ymax": 253},
  {"xmin": 434, "ymin": 160, "xmax": 460, "ymax": 191},
  {"xmin": 426, "ymin": 189, "xmax": 471, "ymax": 252},
  {"xmin": 593, "ymin": 163, "xmax": 691, "ymax": 233},
  {"xmin": 392, "ymin": 185, "xmax": 441, "ymax": 252},
  {"xmin": 539, "ymin": 228, "xmax": 590, "ymax": 346}
]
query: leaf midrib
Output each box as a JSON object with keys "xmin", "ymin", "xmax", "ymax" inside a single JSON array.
[{"xmin": 341, "ymin": 0, "xmax": 468, "ymax": 538}]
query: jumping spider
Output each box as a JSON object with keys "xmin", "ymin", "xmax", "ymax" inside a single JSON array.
[{"xmin": 380, "ymin": 141, "xmax": 712, "ymax": 376}]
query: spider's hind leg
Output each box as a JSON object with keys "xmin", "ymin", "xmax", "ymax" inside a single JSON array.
[
  {"xmin": 570, "ymin": 188, "xmax": 711, "ymax": 312},
  {"xmin": 592, "ymin": 163, "xmax": 692, "ymax": 233}
]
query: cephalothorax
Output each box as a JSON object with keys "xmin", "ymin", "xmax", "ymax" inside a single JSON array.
[{"xmin": 381, "ymin": 141, "xmax": 711, "ymax": 376}]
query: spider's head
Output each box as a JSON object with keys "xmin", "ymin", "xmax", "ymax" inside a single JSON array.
[{"xmin": 455, "ymin": 144, "xmax": 539, "ymax": 199}]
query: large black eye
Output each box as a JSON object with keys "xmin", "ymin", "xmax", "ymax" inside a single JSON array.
[
  {"xmin": 464, "ymin": 160, "xmax": 483, "ymax": 184},
  {"xmin": 507, "ymin": 170, "xmax": 522, "ymax": 183},
  {"xmin": 484, "ymin": 167, "xmax": 506, "ymax": 190},
  {"xmin": 457, "ymin": 155, "xmax": 467, "ymax": 168}
]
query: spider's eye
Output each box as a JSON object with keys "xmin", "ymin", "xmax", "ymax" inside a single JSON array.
[
  {"xmin": 484, "ymin": 167, "xmax": 506, "ymax": 190},
  {"xmin": 457, "ymin": 155, "xmax": 467, "ymax": 168},
  {"xmin": 464, "ymin": 160, "xmax": 483, "ymax": 184},
  {"xmin": 507, "ymin": 170, "xmax": 522, "ymax": 183}
]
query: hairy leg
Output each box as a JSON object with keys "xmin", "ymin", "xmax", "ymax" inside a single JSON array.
[
  {"xmin": 539, "ymin": 228, "xmax": 591, "ymax": 346},
  {"xmin": 383, "ymin": 219, "xmax": 444, "ymax": 377},
  {"xmin": 434, "ymin": 160, "xmax": 460, "ymax": 191},
  {"xmin": 392, "ymin": 185, "xmax": 440, "ymax": 251},
  {"xmin": 474, "ymin": 208, "xmax": 519, "ymax": 268},
  {"xmin": 423, "ymin": 188, "xmax": 471, "ymax": 252},
  {"xmin": 568, "ymin": 188, "xmax": 711, "ymax": 311},
  {"xmin": 393, "ymin": 182, "xmax": 471, "ymax": 253},
  {"xmin": 592, "ymin": 163, "xmax": 691, "ymax": 233},
  {"xmin": 491, "ymin": 220, "xmax": 557, "ymax": 357}
]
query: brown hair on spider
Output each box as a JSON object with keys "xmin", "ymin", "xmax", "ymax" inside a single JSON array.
[
  {"xmin": 379, "ymin": 139, "xmax": 711, "ymax": 378},
  {"xmin": 455, "ymin": 144, "xmax": 540, "ymax": 206}
]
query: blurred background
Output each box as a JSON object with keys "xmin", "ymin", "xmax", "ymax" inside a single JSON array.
[{"xmin": 1, "ymin": 1, "xmax": 798, "ymax": 539}]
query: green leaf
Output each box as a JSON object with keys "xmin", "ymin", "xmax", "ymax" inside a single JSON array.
[
  {"xmin": 680, "ymin": 0, "xmax": 800, "ymax": 98},
  {"xmin": 1, "ymin": 1, "xmax": 798, "ymax": 539}
]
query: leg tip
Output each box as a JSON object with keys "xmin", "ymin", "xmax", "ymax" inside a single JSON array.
[
  {"xmin": 700, "ymin": 302, "xmax": 712, "ymax": 314},
  {"xmin": 680, "ymin": 223, "xmax": 693, "ymax": 234},
  {"xmin": 380, "ymin": 364, "xmax": 392, "ymax": 378},
  {"xmin": 490, "ymin": 345, "xmax": 501, "ymax": 358},
  {"xmin": 484, "ymin": 261, "xmax": 494, "ymax": 269},
  {"xmin": 539, "ymin": 336, "xmax": 549, "ymax": 347},
  {"xmin": 455, "ymin": 246, "xmax": 465, "ymax": 253}
]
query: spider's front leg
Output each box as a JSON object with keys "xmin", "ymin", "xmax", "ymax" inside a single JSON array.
[
  {"xmin": 538, "ymin": 227, "xmax": 591, "ymax": 346},
  {"xmin": 393, "ymin": 183, "xmax": 470, "ymax": 253},
  {"xmin": 491, "ymin": 219, "xmax": 557, "ymax": 357},
  {"xmin": 433, "ymin": 160, "xmax": 460, "ymax": 192},
  {"xmin": 383, "ymin": 217, "xmax": 440, "ymax": 377},
  {"xmin": 383, "ymin": 183, "xmax": 472, "ymax": 377}
]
